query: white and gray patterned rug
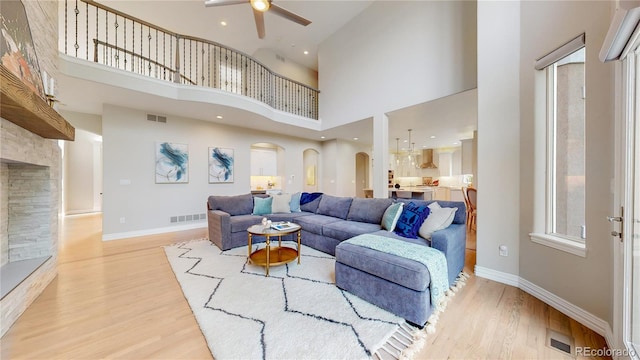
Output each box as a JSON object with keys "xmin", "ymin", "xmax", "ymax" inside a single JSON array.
[{"xmin": 163, "ymin": 239, "xmax": 422, "ymax": 360}]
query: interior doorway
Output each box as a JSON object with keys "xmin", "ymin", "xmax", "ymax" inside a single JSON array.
[
  {"xmin": 63, "ymin": 129, "xmax": 103, "ymax": 214},
  {"xmin": 355, "ymin": 152, "xmax": 370, "ymax": 198}
]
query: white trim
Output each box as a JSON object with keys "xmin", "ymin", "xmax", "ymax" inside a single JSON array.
[
  {"xmin": 476, "ymin": 266, "xmax": 614, "ymax": 349},
  {"xmin": 529, "ymin": 232, "xmax": 587, "ymax": 257},
  {"xmin": 65, "ymin": 209, "xmax": 101, "ymax": 216},
  {"xmin": 474, "ymin": 265, "xmax": 520, "ymax": 287},
  {"xmin": 519, "ymin": 277, "xmax": 611, "ymax": 338},
  {"xmin": 102, "ymin": 222, "xmax": 207, "ymax": 241}
]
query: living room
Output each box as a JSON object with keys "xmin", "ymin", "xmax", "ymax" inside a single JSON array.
[{"xmin": 1, "ymin": 0, "xmax": 634, "ymax": 358}]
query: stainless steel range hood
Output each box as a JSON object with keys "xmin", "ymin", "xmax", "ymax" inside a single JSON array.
[{"xmin": 420, "ymin": 149, "xmax": 438, "ymax": 169}]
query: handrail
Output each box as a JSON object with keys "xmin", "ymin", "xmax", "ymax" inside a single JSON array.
[
  {"xmin": 63, "ymin": 0, "xmax": 320, "ymax": 119},
  {"xmin": 93, "ymin": 39, "xmax": 196, "ymax": 85}
]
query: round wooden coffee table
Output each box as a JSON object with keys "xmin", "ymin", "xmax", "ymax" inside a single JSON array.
[{"xmin": 247, "ymin": 222, "xmax": 302, "ymax": 276}]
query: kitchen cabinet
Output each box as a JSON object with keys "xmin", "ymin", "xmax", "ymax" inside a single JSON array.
[
  {"xmin": 251, "ymin": 148, "xmax": 277, "ymax": 176},
  {"xmin": 449, "ymin": 188, "xmax": 464, "ymax": 202},
  {"xmin": 438, "ymin": 149, "xmax": 462, "ymax": 176},
  {"xmin": 461, "ymin": 138, "xmax": 474, "ymax": 174},
  {"xmin": 433, "ymin": 187, "xmax": 450, "ymax": 201}
]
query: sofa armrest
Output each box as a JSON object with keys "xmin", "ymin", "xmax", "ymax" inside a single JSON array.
[
  {"xmin": 431, "ymin": 223, "xmax": 466, "ymax": 286},
  {"xmin": 208, "ymin": 209, "xmax": 231, "ymax": 250}
]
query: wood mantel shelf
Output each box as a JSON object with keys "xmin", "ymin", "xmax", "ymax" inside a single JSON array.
[{"xmin": 0, "ymin": 65, "xmax": 75, "ymax": 141}]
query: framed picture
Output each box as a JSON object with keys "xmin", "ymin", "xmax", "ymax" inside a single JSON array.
[
  {"xmin": 155, "ymin": 142, "xmax": 189, "ymax": 183},
  {"xmin": 0, "ymin": 0, "xmax": 45, "ymax": 98},
  {"xmin": 209, "ymin": 147, "xmax": 234, "ymax": 183}
]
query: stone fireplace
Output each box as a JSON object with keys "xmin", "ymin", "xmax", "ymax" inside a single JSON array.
[{"xmin": 0, "ymin": 118, "xmax": 62, "ymax": 337}]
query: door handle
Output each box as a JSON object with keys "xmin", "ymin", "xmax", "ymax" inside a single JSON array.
[{"xmin": 607, "ymin": 206, "xmax": 624, "ymax": 242}]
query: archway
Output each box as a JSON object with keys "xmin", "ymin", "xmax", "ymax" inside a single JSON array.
[{"xmin": 355, "ymin": 152, "xmax": 370, "ymax": 198}]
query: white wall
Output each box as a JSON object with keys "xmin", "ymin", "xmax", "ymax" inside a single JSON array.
[
  {"xmin": 476, "ymin": 1, "xmax": 521, "ymax": 277},
  {"xmin": 518, "ymin": 0, "xmax": 614, "ymax": 324},
  {"xmin": 64, "ymin": 129, "xmax": 102, "ymax": 214},
  {"xmin": 252, "ymin": 48, "xmax": 318, "ymax": 89},
  {"xmin": 318, "ymin": 0, "xmax": 477, "ymax": 129},
  {"xmin": 321, "ymin": 139, "xmax": 371, "ymax": 197},
  {"xmin": 102, "ymin": 104, "xmax": 321, "ymax": 239}
]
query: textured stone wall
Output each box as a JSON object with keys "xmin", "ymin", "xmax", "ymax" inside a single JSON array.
[
  {"xmin": 0, "ymin": 0, "xmax": 62, "ymax": 338},
  {"xmin": 8, "ymin": 164, "xmax": 51, "ymax": 261},
  {"xmin": 0, "ymin": 119, "xmax": 61, "ymax": 337},
  {"xmin": 1, "ymin": 163, "xmax": 8, "ymax": 267}
]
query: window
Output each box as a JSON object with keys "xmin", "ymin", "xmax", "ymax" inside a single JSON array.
[{"xmin": 530, "ymin": 34, "xmax": 586, "ymax": 256}]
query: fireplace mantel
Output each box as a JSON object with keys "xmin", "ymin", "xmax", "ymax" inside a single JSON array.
[{"xmin": 0, "ymin": 65, "xmax": 75, "ymax": 141}]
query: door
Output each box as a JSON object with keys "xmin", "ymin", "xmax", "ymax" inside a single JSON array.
[{"xmin": 615, "ymin": 44, "xmax": 640, "ymax": 358}]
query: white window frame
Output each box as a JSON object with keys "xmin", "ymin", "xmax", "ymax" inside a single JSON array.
[{"xmin": 530, "ymin": 34, "xmax": 587, "ymax": 257}]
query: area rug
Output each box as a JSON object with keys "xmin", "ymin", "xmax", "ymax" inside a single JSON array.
[{"xmin": 163, "ymin": 239, "xmax": 466, "ymax": 360}]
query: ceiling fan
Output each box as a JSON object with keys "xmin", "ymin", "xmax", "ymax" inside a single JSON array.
[{"xmin": 204, "ymin": 0, "xmax": 312, "ymax": 39}]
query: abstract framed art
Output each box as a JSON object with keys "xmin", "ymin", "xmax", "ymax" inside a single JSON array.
[
  {"xmin": 208, "ymin": 147, "xmax": 234, "ymax": 183},
  {"xmin": 155, "ymin": 142, "xmax": 189, "ymax": 183}
]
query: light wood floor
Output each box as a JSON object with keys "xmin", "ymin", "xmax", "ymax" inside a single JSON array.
[{"xmin": 1, "ymin": 214, "xmax": 610, "ymax": 359}]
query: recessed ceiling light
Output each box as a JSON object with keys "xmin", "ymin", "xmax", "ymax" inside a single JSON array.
[
  {"xmin": 353, "ymin": 137, "xmax": 359, "ymax": 141},
  {"xmin": 430, "ymin": 135, "xmax": 436, "ymax": 139},
  {"xmin": 403, "ymin": 139, "xmax": 408, "ymax": 143},
  {"xmin": 453, "ymin": 142, "xmax": 459, "ymax": 145},
  {"xmin": 320, "ymin": 136, "xmax": 325, "ymax": 139},
  {"xmin": 220, "ymin": 21, "xmax": 227, "ymax": 26},
  {"xmin": 303, "ymin": 50, "xmax": 309, "ymax": 55},
  {"xmin": 216, "ymin": 115, "xmax": 223, "ymax": 119}
]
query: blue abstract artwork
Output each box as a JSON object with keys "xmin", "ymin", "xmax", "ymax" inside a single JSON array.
[
  {"xmin": 209, "ymin": 147, "xmax": 234, "ymax": 183},
  {"xmin": 156, "ymin": 142, "xmax": 189, "ymax": 183}
]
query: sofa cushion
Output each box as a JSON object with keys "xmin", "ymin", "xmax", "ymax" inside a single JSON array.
[
  {"xmin": 295, "ymin": 214, "xmax": 342, "ymax": 235},
  {"xmin": 252, "ymin": 196, "xmax": 273, "ymax": 215},
  {"xmin": 398, "ymin": 199, "xmax": 466, "ymax": 225},
  {"xmin": 290, "ymin": 192, "xmax": 302, "ymax": 212},
  {"xmin": 300, "ymin": 195, "xmax": 322, "ymax": 213},
  {"xmin": 347, "ymin": 198, "xmax": 393, "ymax": 224},
  {"xmin": 335, "ymin": 240, "xmax": 431, "ymax": 292},
  {"xmin": 381, "ymin": 202, "xmax": 404, "ymax": 231},
  {"xmin": 394, "ymin": 202, "xmax": 430, "ymax": 239},
  {"xmin": 208, "ymin": 193, "xmax": 254, "ymax": 216},
  {"xmin": 271, "ymin": 193, "xmax": 292, "ymax": 213},
  {"xmin": 322, "ymin": 220, "xmax": 382, "ymax": 241},
  {"xmin": 230, "ymin": 214, "xmax": 263, "ymax": 233},
  {"xmin": 419, "ymin": 202, "xmax": 458, "ymax": 239},
  {"xmin": 316, "ymin": 195, "xmax": 353, "ymax": 220}
]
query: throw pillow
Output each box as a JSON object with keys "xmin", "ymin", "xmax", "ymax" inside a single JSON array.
[
  {"xmin": 381, "ymin": 202, "xmax": 404, "ymax": 231},
  {"xmin": 428, "ymin": 201, "xmax": 441, "ymax": 210},
  {"xmin": 271, "ymin": 193, "xmax": 292, "ymax": 213},
  {"xmin": 290, "ymin": 192, "xmax": 302, "ymax": 212},
  {"xmin": 252, "ymin": 196, "xmax": 273, "ymax": 215},
  {"xmin": 394, "ymin": 202, "xmax": 430, "ymax": 239},
  {"xmin": 419, "ymin": 206, "xmax": 458, "ymax": 239}
]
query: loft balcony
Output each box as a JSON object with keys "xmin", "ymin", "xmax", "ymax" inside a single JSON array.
[{"xmin": 58, "ymin": 0, "xmax": 319, "ymax": 120}]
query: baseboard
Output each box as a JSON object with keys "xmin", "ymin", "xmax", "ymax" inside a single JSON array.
[
  {"xmin": 474, "ymin": 265, "xmax": 520, "ymax": 287},
  {"xmin": 475, "ymin": 265, "xmax": 613, "ymax": 349},
  {"xmin": 102, "ymin": 222, "xmax": 207, "ymax": 241},
  {"xmin": 519, "ymin": 278, "xmax": 611, "ymax": 339}
]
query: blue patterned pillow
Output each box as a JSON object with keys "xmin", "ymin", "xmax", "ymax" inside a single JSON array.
[
  {"xmin": 394, "ymin": 202, "xmax": 430, "ymax": 239},
  {"xmin": 252, "ymin": 196, "xmax": 273, "ymax": 215},
  {"xmin": 381, "ymin": 202, "xmax": 404, "ymax": 231}
]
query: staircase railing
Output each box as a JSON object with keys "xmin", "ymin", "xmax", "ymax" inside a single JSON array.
[{"xmin": 61, "ymin": 0, "xmax": 319, "ymax": 119}]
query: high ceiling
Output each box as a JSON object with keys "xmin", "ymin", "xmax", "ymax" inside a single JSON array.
[
  {"xmin": 67, "ymin": 1, "xmax": 477, "ymax": 149},
  {"xmin": 97, "ymin": 0, "xmax": 374, "ymax": 71}
]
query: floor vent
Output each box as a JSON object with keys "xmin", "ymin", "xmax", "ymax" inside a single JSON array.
[{"xmin": 547, "ymin": 328, "xmax": 575, "ymax": 357}]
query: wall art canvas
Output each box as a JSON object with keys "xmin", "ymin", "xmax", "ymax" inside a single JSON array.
[
  {"xmin": 156, "ymin": 142, "xmax": 189, "ymax": 183},
  {"xmin": 0, "ymin": 0, "xmax": 45, "ymax": 98},
  {"xmin": 209, "ymin": 147, "xmax": 234, "ymax": 183}
]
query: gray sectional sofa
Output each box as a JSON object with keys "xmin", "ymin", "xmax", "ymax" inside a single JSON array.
[{"xmin": 206, "ymin": 192, "xmax": 467, "ymax": 326}]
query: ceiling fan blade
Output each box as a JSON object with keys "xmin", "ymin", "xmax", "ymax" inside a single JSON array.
[
  {"xmin": 253, "ymin": 8, "xmax": 266, "ymax": 39},
  {"xmin": 269, "ymin": 3, "xmax": 311, "ymax": 26},
  {"xmin": 204, "ymin": 0, "xmax": 248, "ymax": 7}
]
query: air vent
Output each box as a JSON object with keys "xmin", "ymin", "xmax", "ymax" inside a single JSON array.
[
  {"xmin": 147, "ymin": 113, "xmax": 167, "ymax": 123},
  {"xmin": 547, "ymin": 329, "xmax": 574, "ymax": 356},
  {"xmin": 276, "ymin": 54, "xmax": 285, "ymax": 62}
]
